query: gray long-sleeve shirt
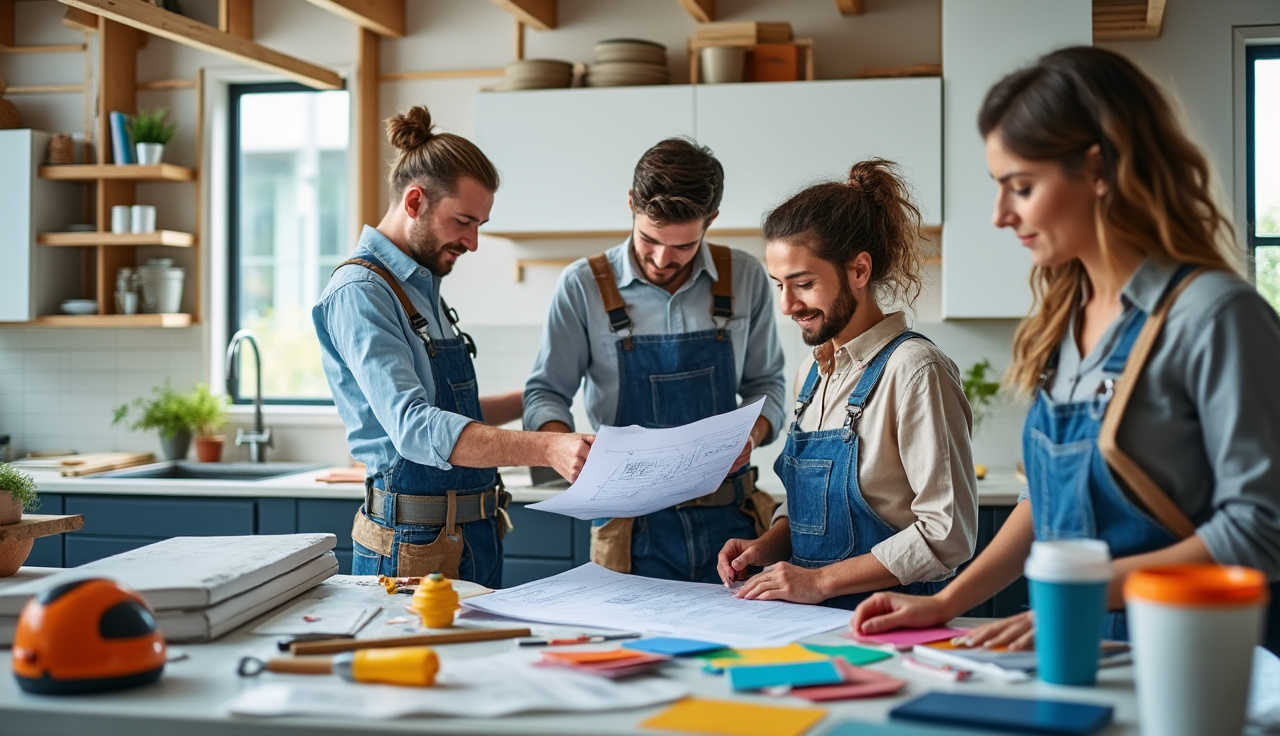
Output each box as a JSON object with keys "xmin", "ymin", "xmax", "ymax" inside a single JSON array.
[{"xmin": 1040, "ymin": 257, "xmax": 1280, "ymax": 579}]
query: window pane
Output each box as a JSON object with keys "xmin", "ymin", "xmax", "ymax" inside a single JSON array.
[
  {"xmin": 234, "ymin": 87, "xmax": 349, "ymax": 403},
  {"xmin": 1257, "ymin": 56, "xmax": 1280, "ymax": 238},
  {"xmin": 1256, "ymin": 247, "xmax": 1280, "ymax": 314}
]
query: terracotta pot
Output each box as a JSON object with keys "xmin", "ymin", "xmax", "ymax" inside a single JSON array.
[
  {"xmin": 195, "ymin": 434, "xmax": 225, "ymax": 463},
  {"xmin": 0, "ymin": 538, "xmax": 34, "ymax": 577},
  {"xmin": 0, "ymin": 492, "xmax": 21, "ymax": 525}
]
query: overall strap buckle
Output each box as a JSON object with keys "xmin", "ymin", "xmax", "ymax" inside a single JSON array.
[{"xmin": 842, "ymin": 404, "xmax": 863, "ymax": 443}]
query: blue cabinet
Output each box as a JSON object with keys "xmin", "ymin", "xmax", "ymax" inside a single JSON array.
[
  {"xmin": 501, "ymin": 503, "xmax": 590, "ymax": 587},
  {"xmin": 26, "ymin": 493, "xmax": 64, "ymax": 567},
  {"xmin": 959, "ymin": 505, "xmax": 1030, "ymax": 619}
]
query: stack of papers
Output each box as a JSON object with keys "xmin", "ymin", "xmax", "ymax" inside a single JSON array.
[
  {"xmin": 0, "ymin": 534, "xmax": 338, "ymax": 643},
  {"xmin": 536, "ymin": 648, "xmax": 671, "ymax": 678}
]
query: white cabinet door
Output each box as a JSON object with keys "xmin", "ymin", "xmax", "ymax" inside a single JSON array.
[
  {"xmin": 941, "ymin": 0, "xmax": 1092, "ymax": 318},
  {"xmin": 0, "ymin": 130, "xmax": 78, "ymax": 322},
  {"xmin": 475, "ymin": 86, "xmax": 695, "ymax": 234},
  {"xmin": 695, "ymin": 79, "xmax": 942, "ymax": 229}
]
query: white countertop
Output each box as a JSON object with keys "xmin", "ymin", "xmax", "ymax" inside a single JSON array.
[{"xmin": 25, "ymin": 465, "xmax": 1025, "ymax": 506}]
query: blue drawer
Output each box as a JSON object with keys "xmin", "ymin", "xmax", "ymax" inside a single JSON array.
[
  {"xmin": 65, "ymin": 535, "xmax": 165, "ymax": 566},
  {"xmin": 297, "ymin": 499, "xmax": 361, "ymax": 550},
  {"xmin": 66, "ymin": 495, "xmax": 256, "ymax": 537},
  {"xmin": 503, "ymin": 558, "xmax": 573, "ymax": 587},
  {"xmin": 504, "ymin": 503, "xmax": 573, "ymax": 559}
]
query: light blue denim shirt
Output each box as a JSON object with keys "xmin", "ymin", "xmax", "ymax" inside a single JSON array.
[
  {"xmin": 313, "ymin": 226, "xmax": 474, "ymax": 475},
  {"xmin": 523, "ymin": 238, "xmax": 788, "ymax": 443}
]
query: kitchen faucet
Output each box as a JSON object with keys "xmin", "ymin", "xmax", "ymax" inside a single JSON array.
[{"xmin": 225, "ymin": 329, "xmax": 272, "ymax": 463}]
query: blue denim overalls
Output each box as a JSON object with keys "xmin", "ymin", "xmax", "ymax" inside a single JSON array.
[
  {"xmin": 589, "ymin": 246, "xmax": 759, "ymax": 584},
  {"xmin": 342, "ymin": 255, "xmax": 505, "ymax": 587},
  {"xmin": 776, "ymin": 331, "xmax": 947, "ymax": 610}
]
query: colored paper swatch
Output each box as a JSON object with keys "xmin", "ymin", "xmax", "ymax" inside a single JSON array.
[
  {"xmin": 624, "ymin": 637, "xmax": 728, "ymax": 656},
  {"xmin": 701, "ymin": 643, "xmax": 830, "ymax": 671},
  {"xmin": 727, "ymin": 660, "xmax": 843, "ymax": 691},
  {"xmin": 844, "ymin": 626, "xmax": 969, "ymax": 649},
  {"xmin": 787, "ymin": 660, "xmax": 907, "ymax": 702},
  {"xmin": 641, "ymin": 697, "xmax": 827, "ymax": 736},
  {"xmin": 800, "ymin": 643, "xmax": 894, "ymax": 666}
]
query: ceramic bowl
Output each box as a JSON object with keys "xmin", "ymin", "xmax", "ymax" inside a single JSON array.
[
  {"xmin": 60, "ymin": 299, "xmax": 98, "ymax": 315},
  {"xmin": 594, "ymin": 39, "xmax": 666, "ymax": 66}
]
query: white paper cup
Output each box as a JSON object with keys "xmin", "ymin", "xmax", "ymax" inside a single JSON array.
[
  {"xmin": 1125, "ymin": 565, "xmax": 1269, "ymax": 736},
  {"xmin": 111, "ymin": 205, "xmax": 131, "ymax": 234},
  {"xmin": 131, "ymin": 205, "xmax": 157, "ymax": 233}
]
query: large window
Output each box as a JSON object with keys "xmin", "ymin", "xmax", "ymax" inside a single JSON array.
[
  {"xmin": 1248, "ymin": 44, "xmax": 1280, "ymax": 311},
  {"xmin": 228, "ymin": 83, "xmax": 350, "ymax": 404}
]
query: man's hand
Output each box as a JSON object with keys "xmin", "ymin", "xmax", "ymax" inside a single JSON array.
[
  {"xmin": 716, "ymin": 525, "xmax": 789, "ymax": 586},
  {"xmin": 733, "ymin": 562, "xmax": 829, "ymax": 605},
  {"xmin": 546, "ymin": 432, "xmax": 593, "ymax": 482},
  {"xmin": 730, "ymin": 436, "xmax": 754, "ymax": 472}
]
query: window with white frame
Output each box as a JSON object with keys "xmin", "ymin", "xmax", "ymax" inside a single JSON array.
[
  {"xmin": 228, "ymin": 82, "xmax": 349, "ymax": 404},
  {"xmin": 1248, "ymin": 43, "xmax": 1280, "ymax": 311}
]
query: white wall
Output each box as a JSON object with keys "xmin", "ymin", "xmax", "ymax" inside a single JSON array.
[{"xmin": 0, "ymin": 0, "xmax": 1275, "ymax": 482}]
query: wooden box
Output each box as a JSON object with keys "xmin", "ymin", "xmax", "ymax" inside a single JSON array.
[
  {"xmin": 693, "ymin": 21, "xmax": 792, "ymax": 46},
  {"xmin": 689, "ymin": 39, "xmax": 813, "ymax": 84}
]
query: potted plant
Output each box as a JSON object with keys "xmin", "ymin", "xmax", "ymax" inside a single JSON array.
[
  {"xmin": 113, "ymin": 382, "xmax": 226, "ymax": 462},
  {"xmin": 189, "ymin": 384, "xmax": 229, "ymax": 463},
  {"xmin": 962, "ymin": 359, "xmax": 1003, "ymax": 480},
  {"xmin": 125, "ymin": 106, "xmax": 177, "ymax": 165},
  {"xmin": 0, "ymin": 462, "xmax": 40, "ymax": 526}
]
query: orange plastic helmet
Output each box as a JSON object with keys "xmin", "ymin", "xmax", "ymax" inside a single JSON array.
[{"xmin": 12, "ymin": 577, "xmax": 166, "ymax": 695}]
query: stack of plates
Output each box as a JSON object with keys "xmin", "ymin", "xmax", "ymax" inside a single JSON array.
[
  {"xmin": 503, "ymin": 58, "xmax": 574, "ymax": 90},
  {"xmin": 587, "ymin": 38, "xmax": 668, "ymax": 87}
]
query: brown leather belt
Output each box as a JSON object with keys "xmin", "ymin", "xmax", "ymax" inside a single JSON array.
[
  {"xmin": 676, "ymin": 466, "xmax": 757, "ymax": 509},
  {"xmin": 366, "ymin": 485, "xmax": 510, "ymax": 526}
]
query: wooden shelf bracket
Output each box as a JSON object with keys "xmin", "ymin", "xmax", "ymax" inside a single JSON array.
[{"xmin": 488, "ymin": 0, "xmax": 556, "ymax": 32}]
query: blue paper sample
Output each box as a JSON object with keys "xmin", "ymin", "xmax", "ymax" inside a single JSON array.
[
  {"xmin": 889, "ymin": 692, "xmax": 1114, "ymax": 736},
  {"xmin": 726, "ymin": 660, "xmax": 843, "ymax": 692},
  {"xmin": 623, "ymin": 636, "xmax": 728, "ymax": 657}
]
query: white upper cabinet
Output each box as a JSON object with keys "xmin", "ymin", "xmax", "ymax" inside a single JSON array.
[
  {"xmin": 696, "ymin": 78, "xmax": 942, "ymax": 229},
  {"xmin": 475, "ymin": 86, "xmax": 695, "ymax": 234},
  {"xmin": 941, "ymin": 0, "xmax": 1092, "ymax": 318}
]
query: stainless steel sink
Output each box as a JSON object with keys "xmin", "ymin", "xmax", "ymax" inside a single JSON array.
[{"xmin": 84, "ymin": 461, "xmax": 327, "ymax": 482}]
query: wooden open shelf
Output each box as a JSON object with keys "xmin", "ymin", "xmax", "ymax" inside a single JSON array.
[
  {"xmin": 37, "ymin": 230, "xmax": 195, "ymax": 247},
  {"xmin": 32, "ymin": 313, "xmax": 193, "ymax": 328},
  {"xmin": 38, "ymin": 163, "xmax": 196, "ymax": 182}
]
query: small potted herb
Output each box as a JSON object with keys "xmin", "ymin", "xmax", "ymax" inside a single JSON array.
[
  {"xmin": 0, "ymin": 462, "xmax": 40, "ymax": 526},
  {"xmin": 190, "ymin": 384, "xmax": 230, "ymax": 462},
  {"xmin": 126, "ymin": 106, "xmax": 177, "ymax": 164},
  {"xmin": 113, "ymin": 382, "xmax": 227, "ymax": 461},
  {"xmin": 962, "ymin": 359, "xmax": 1003, "ymax": 479}
]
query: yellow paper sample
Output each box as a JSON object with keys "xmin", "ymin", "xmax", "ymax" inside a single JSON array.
[
  {"xmin": 702, "ymin": 643, "xmax": 829, "ymax": 670},
  {"xmin": 641, "ymin": 697, "xmax": 827, "ymax": 736}
]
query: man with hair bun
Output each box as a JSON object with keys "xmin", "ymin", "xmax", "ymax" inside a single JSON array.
[
  {"xmin": 523, "ymin": 137, "xmax": 787, "ymax": 584},
  {"xmin": 314, "ymin": 105, "xmax": 593, "ymax": 585},
  {"xmin": 718, "ymin": 159, "xmax": 977, "ymax": 608}
]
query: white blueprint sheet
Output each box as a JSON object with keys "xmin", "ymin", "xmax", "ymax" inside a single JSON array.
[
  {"xmin": 462, "ymin": 563, "xmax": 852, "ymax": 649},
  {"xmin": 527, "ymin": 398, "xmax": 765, "ymax": 520}
]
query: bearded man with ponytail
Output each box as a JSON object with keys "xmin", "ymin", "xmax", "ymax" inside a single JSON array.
[
  {"xmin": 314, "ymin": 106, "xmax": 593, "ymax": 585},
  {"xmin": 718, "ymin": 160, "xmax": 978, "ymax": 609}
]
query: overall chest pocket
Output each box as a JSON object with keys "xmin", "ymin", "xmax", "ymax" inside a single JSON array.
[
  {"xmin": 779, "ymin": 455, "xmax": 832, "ymax": 536},
  {"xmin": 449, "ymin": 379, "xmax": 482, "ymax": 421},
  {"xmin": 650, "ymin": 367, "xmax": 718, "ymax": 427}
]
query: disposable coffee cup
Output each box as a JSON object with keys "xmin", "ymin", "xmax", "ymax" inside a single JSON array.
[
  {"xmin": 1126, "ymin": 565, "xmax": 1268, "ymax": 736},
  {"xmin": 1025, "ymin": 539, "xmax": 1112, "ymax": 686},
  {"xmin": 111, "ymin": 205, "xmax": 131, "ymax": 234}
]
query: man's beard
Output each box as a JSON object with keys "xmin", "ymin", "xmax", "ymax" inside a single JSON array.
[
  {"xmin": 639, "ymin": 253, "xmax": 695, "ymax": 288},
  {"xmin": 408, "ymin": 215, "xmax": 466, "ymax": 277},
  {"xmin": 796, "ymin": 278, "xmax": 858, "ymax": 347}
]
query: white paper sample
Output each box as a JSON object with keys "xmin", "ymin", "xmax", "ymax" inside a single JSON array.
[
  {"xmin": 528, "ymin": 398, "xmax": 764, "ymax": 519},
  {"xmin": 462, "ymin": 563, "xmax": 850, "ymax": 649},
  {"xmin": 225, "ymin": 651, "xmax": 687, "ymax": 719},
  {"xmin": 249, "ymin": 596, "xmax": 380, "ymax": 637}
]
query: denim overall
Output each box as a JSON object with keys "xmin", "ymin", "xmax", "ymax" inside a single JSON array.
[
  {"xmin": 347, "ymin": 255, "xmax": 503, "ymax": 587},
  {"xmin": 777, "ymin": 332, "xmax": 947, "ymax": 610}
]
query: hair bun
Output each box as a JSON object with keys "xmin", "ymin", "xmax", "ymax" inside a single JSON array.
[{"xmin": 386, "ymin": 105, "xmax": 435, "ymax": 152}]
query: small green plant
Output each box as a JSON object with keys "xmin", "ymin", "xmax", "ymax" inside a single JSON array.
[
  {"xmin": 962, "ymin": 359, "xmax": 1003, "ymax": 432},
  {"xmin": 113, "ymin": 382, "xmax": 228, "ymax": 440},
  {"xmin": 125, "ymin": 106, "xmax": 177, "ymax": 145},
  {"xmin": 0, "ymin": 462, "xmax": 40, "ymax": 513}
]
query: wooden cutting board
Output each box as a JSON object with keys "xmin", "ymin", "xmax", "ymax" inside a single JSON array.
[{"xmin": 59, "ymin": 452, "xmax": 156, "ymax": 476}]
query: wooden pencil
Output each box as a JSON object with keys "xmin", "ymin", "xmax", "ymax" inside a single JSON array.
[{"xmin": 289, "ymin": 627, "xmax": 532, "ymax": 656}]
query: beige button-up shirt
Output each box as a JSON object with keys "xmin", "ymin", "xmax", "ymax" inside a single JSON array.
[{"xmin": 774, "ymin": 312, "xmax": 978, "ymax": 584}]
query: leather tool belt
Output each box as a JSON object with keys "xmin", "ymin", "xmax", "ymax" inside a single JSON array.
[
  {"xmin": 676, "ymin": 466, "xmax": 757, "ymax": 508},
  {"xmin": 365, "ymin": 485, "xmax": 510, "ymax": 526}
]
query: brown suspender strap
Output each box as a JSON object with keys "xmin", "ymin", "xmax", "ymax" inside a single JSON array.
[
  {"xmin": 1097, "ymin": 268, "xmax": 1205, "ymax": 540},
  {"xmin": 338, "ymin": 258, "xmax": 434, "ymax": 354},
  {"xmin": 588, "ymin": 254, "xmax": 631, "ymax": 333},
  {"xmin": 708, "ymin": 243, "xmax": 734, "ymax": 321}
]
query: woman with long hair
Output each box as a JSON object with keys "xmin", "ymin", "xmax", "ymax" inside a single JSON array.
[{"xmin": 851, "ymin": 46, "xmax": 1280, "ymax": 653}]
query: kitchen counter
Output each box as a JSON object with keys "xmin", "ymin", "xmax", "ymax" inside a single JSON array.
[{"xmin": 26, "ymin": 465, "xmax": 1026, "ymax": 506}]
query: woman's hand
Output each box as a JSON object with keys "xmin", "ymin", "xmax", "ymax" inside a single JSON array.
[
  {"xmin": 953, "ymin": 610, "xmax": 1035, "ymax": 651},
  {"xmin": 850, "ymin": 592, "xmax": 952, "ymax": 636},
  {"xmin": 733, "ymin": 562, "xmax": 829, "ymax": 604}
]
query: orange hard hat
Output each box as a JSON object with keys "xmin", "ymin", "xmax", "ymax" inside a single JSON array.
[{"xmin": 12, "ymin": 578, "xmax": 167, "ymax": 695}]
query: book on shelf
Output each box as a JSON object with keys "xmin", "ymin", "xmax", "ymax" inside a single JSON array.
[
  {"xmin": 0, "ymin": 533, "xmax": 337, "ymax": 616},
  {"xmin": 108, "ymin": 110, "xmax": 134, "ymax": 164}
]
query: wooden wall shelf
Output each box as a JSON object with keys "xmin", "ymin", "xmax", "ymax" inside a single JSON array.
[
  {"xmin": 39, "ymin": 163, "xmax": 196, "ymax": 181},
  {"xmin": 32, "ymin": 313, "xmax": 193, "ymax": 328},
  {"xmin": 37, "ymin": 230, "xmax": 195, "ymax": 247}
]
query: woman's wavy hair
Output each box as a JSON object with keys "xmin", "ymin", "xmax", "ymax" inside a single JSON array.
[
  {"xmin": 762, "ymin": 158, "xmax": 924, "ymax": 310},
  {"xmin": 980, "ymin": 46, "xmax": 1238, "ymax": 394}
]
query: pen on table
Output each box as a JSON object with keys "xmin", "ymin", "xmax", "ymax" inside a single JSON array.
[
  {"xmin": 517, "ymin": 633, "xmax": 642, "ymax": 647},
  {"xmin": 901, "ymin": 655, "xmax": 972, "ymax": 682}
]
